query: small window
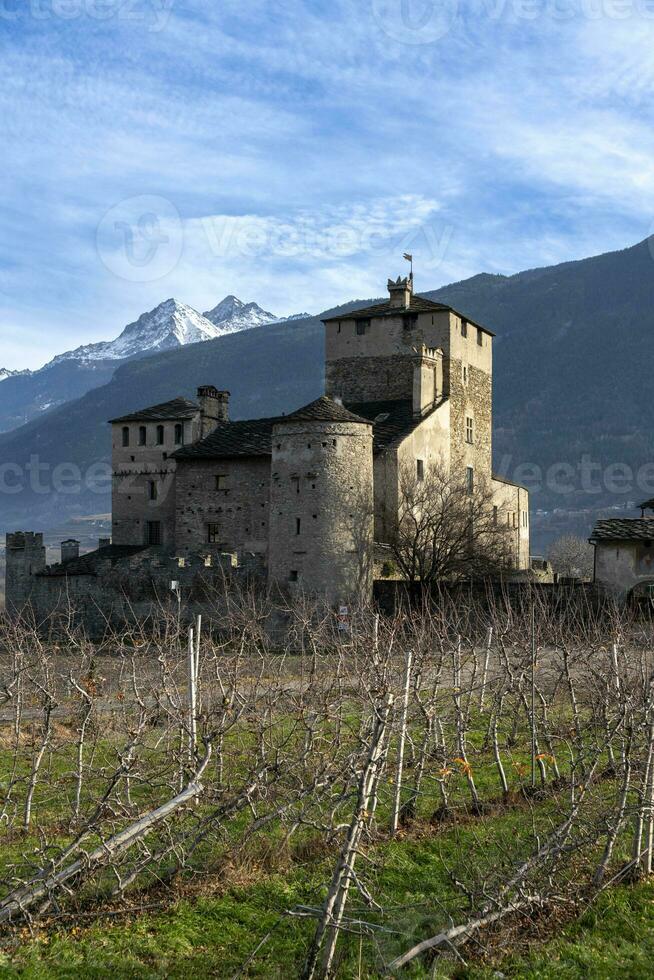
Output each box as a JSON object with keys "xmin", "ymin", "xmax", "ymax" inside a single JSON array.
[
  {"xmin": 215, "ymin": 474, "xmax": 228, "ymax": 491},
  {"xmin": 121, "ymin": 426, "xmax": 130, "ymax": 447},
  {"xmin": 207, "ymin": 523, "xmax": 220, "ymax": 543},
  {"xmin": 402, "ymin": 313, "xmax": 418, "ymax": 330},
  {"xmin": 148, "ymin": 480, "xmax": 157, "ymax": 501},
  {"xmin": 513, "ymin": 512, "xmax": 517, "ymax": 528},
  {"xmin": 416, "ymin": 459, "xmax": 424, "ymax": 482},
  {"xmin": 138, "ymin": 426, "xmax": 146, "ymax": 446},
  {"xmin": 337, "ymin": 321, "xmax": 341, "ymax": 333},
  {"xmin": 156, "ymin": 425, "xmax": 164, "ymax": 446},
  {"xmin": 461, "ymin": 318, "xmax": 468, "ymax": 338},
  {"xmin": 466, "ymin": 417, "xmax": 474, "ymax": 444},
  {"xmin": 356, "ymin": 318, "xmax": 370, "ymax": 336},
  {"xmin": 289, "ymin": 569, "xmax": 299, "ymax": 582},
  {"xmin": 463, "ymin": 365, "xmax": 468, "ymax": 384},
  {"xmin": 465, "ymin": 466, "xmax": 474, "ymax": 494},
  {"xmin": 477, "ymin": 327, "xmax": 483, "ymax": 346},
  {"xmin": 174, "ymin": 423, "xmax": 183, "ymax": 445},
  {"xmin": 291, "ymin": 477, "xmax": 300, "ymax": 494},
  {"xmin": 493, "ymin": 505, "xmax": 498, "ymax": 526},
  {"xmin": 295, "ymin": 518, "xmax": 301, "ymax": 535},
  {"xmin": 146, "ymin": 521, "xmax": 162, "ymax": 546}
]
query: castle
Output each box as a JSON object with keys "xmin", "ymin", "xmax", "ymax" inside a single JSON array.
[{"xmin": 5, "ymin": 274, "xmax": 530, "ymax": 622}]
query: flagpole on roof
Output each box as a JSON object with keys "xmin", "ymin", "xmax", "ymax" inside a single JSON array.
[{"xmin": 403, "ymin": 252, "xmax": 413, "ymax": 282}]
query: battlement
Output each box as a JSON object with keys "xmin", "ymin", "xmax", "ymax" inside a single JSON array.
[{"xmin": 6, "ymin": 531, "xmax": 44, "ymax": 552}]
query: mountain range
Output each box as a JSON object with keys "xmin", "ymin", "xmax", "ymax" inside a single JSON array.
[
  {"xmin": 0, "ymin": 295, "xmax": 296, "ymax": 433},
  {"xmin": 2, "ymin": 235, "xmax": 654, "ymax": 553}
]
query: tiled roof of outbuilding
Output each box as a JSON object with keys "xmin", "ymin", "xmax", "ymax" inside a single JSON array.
[
  {"xmin": 322, "ymin": 295, "xmax": 495, "ymax": 336},
  {"xmin": 37, "ymin": 544, "xmax": 148, "ymax": 577},
  {"xmin": 590, "ymin": 519, "xmax": 654, "ymax": 543},
  {"xmin": 109, "ymin": 398, "xmax": 199, "ymax": 424}
]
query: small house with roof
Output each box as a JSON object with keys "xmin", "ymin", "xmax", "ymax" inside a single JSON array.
[{"xmin": 591, "ymin": 500, "xmax": 654, "ymax": 599}]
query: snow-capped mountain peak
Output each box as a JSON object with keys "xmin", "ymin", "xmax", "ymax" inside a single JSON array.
[
  {"xmin": 0, "ymin": 367, "xmax": 30, "ymax": 382},
  {"xmin": 203, "ymin": 295, "xmax": 276, "ymax": 331},
  {"xmin": 46, "ymin": 299, "xmax": 223, "ymax": 368}
]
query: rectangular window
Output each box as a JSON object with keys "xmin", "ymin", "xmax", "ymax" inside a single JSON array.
[
  {"xmin": 156, "ymin": 425, "xmax": 164, "ymax": 445},
  {"xmin": 416, "ymin": 459, "xmax": 424, "ymax": 482},
  {"xmin": 289, "ymin": 569, "xmax": 299, "ymax": 582},
  {"xmin": 356, "ymin": 318, "xmax": 370, "ymax": 336},
  {"xmin": 121, "ymin": 426, "xmax": 130, "ymax": 447},
  {"xmin": 477, "ymin": 327, "xmax": 483, "ymax": 346},
  {"xmin": 174, "ymin": 423, "xmax": 183, "ymax": 445},
  {"xmin": 466, "ymin": 466, "xmax": 474, "ymax": 494},
  {"xmin": 295, "ymin": 518, "xmax": 301, "ymax": 535},
  {"xmin": 148, "ymin": 480, "xmax": 157, "ymax": 501},
  {"xmin": 146, "ymin": 521, "xmax": 162, "ymax": 546},
  {"xmin": 465, "ymin": 417, "xmax": 474, "ymax": 444},
  {"xmin": 139, "ymin": 426, "xmax": 147, "ymax": 446},
  {"xmin": 493, "ymin": 505, "xmax": 498, "ymax": 526},
  {"xmin": 207, "ymin": 523, "xmax": 220, "ymax": 543},
  {"xmin": 215, "ymin": 474, "xmax": 228, "ymax": 491},
  {"xmin": 461, "ymin": 318, "xmax": 468, "ymax": 338},
  {"xmin": 403, "ymin": 313, "xmax": 418, "ymax": 330}
]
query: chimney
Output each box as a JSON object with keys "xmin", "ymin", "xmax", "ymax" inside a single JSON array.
[
  {"xmin": 98, "ymin": 537, "xmax": 111, "ymax": 549},
  {"xmin": 61, "ymin": 539, "xmax": 80, "ymax": 563},
  {"xmin": 412, "ymin": 347, "xmax": 443, "ymax": 416},
  {"xmin": 197, "ymin": 386, "xmax": 230, "ymax": 437},
  {"xmin": 387, "ymin": 274, "xmax": 413, "ymax": 309}
]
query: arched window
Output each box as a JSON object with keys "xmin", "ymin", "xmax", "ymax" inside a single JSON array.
[
  {"xmin": 174, "ymin": 423, "xmax": 183, "ymax": 445},
  {"xmin": 139, "ymin": 426, "xmax": 147, "ymax": 446},
  {"xmin": 156, "ymin": 425, "xmax": 164, "ymax": 445},
  {"xmin": 121, "ymin": 426, "xmax": 129, "ymax": 447}
]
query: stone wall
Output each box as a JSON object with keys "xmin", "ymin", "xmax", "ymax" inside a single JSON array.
[
  {"xmin": 174, "ymin": 457, "xmax": 271, "ymax": 557},
  {"xmin": 491, "ymin": 477, "xmax": 530, "ymax": 570},
  {"xmin": 268, "ymin": 419, "xmax": 374, "ymax": 602}
]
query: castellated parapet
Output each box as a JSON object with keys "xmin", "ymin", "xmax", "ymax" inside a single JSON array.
[
  {"xmin": 5, "ymin": 532, "xmax": 46, "ymax": 611},
  {"xmin": 268, "ymin": 399, "xmax": 374, "ymax": 603}
]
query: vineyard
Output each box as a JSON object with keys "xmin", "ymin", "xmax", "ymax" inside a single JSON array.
[{"xmin": 1, "ymin": 590, "xmax": 654, "ymax": 977}]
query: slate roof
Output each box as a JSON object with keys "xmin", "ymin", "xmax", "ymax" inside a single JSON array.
[
  {"xmin": 37, "ymin": 544, "xmax": 148, "ymax": 577},
  {"xmin": 590, "ymin": 519, "xmax": 654, "ymax": 543},
  {"xmin": 173, "ymin": 417, "xmax": 279, "ymax": 460},
  {"xmin": 109, "ymin": 398, "xmax": 199, "ymax": 424},
  {"xmin": 282, "ymin": 396, "xmax": 369, "ymax": 425},
  {"xmin": 322, "ymin": 295, "xmax": 495, "ymax": 336},
  {"xmin": 173, "ymin": 398, "xmax": 434, "ymax": 461},
  {"xmin": 492, "ymin": 472, "xmax": 530, "ymax": 491}
]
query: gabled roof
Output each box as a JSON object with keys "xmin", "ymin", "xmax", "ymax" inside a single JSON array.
[
  {"xmin": 322, "ymin": 294, "xmax": 495, "ymax": 337},
  {"xmin": 173, "ymin": 417, "xmax": 279, "ymax": 459},
  {"xmin": 281, "ymin": 396, "xmax": 369, "ymax": 425},
  {"xmin": 37, "ymin": 544, "xmax": 148, "ymax": 577},
  {"xmin": 173, "ymin": 398, "xmax": 435, "ymax": 461},
  {"xmin": 109, "ymin": 398, "xmax": 199, "ymax": 424},
  {"xmin": 590, "ymin": 519, "xmax": 654, "ymax": 543}
]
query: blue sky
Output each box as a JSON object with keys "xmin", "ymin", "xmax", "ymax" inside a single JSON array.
[{"xmin": 2, "ymin": 0, "xmax": 654, "ymax": 369}]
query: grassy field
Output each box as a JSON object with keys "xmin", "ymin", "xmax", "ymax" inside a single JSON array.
[{"xmin": 1, "ymin": 603, "xmax": 652, "ymax": 978}]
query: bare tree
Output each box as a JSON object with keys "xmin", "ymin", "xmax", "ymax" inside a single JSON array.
[
  {"xmin": 389, "ymin": 461, "xmax": 511, "ymax": 587},
  {"xmin": 548, "ymin": 534, "xmax": 594, "ymax": 579}
]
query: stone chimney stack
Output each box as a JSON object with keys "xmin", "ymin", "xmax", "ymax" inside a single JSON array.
[
  {"xmin": 61, "ymin": 539, "xmax": 80, "ymax": 563},
  {"xmin": 387, "ymin": 274, "xmax": 413, "ymax": 309},
  {"xmin": 412, "ymin": 347, "xmax": 443, "ymax": 417},
  {"xmin": 98, "ymin": 537, "xmax": 111, "ymax": 549},
  {"xmin": 197, "ymin": 386, "xmax": 230, "ymax": 437}
]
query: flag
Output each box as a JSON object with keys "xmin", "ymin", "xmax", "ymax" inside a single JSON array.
[{"xmin": 403, "ymin": 252, "xmax": 412, "ymax": 262}]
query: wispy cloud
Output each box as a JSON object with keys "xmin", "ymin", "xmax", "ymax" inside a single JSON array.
[{"xmin": 1, "ymin": 1, "xmax": 653, "ymax": 368}]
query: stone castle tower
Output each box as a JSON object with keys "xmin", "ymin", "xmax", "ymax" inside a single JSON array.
[
  {"xmin": 5, "ymin": 532, "xmax": 46, "ymax": 611},
  {"xmin": 268, "ymin": 397, "xmax": 374, "ymax": 602}
]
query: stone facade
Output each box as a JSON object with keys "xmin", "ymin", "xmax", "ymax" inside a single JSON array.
[
  {"xmin": 268, "ymin": 416, "xmax": 374, "ymax": 602},
  {"xmin": 6, "ymin": 272, "xmax": 531, "ymax": 622}
]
